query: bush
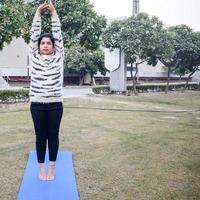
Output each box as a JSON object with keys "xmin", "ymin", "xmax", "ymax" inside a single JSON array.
[
  {"xmin": 92, "ymin": 83, "xmax": 199, "ymax": 94},
  {"xmin": 0, "ymin": 89, "xmax": 29, "ymax": 103},
  {"xmin": 92, "ymin": 85, "xmax": 110, "ymax": 94}
]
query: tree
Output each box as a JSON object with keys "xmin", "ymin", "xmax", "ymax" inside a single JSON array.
[
  {"xmin": 176, "ymin": 31, "xmax": 200, "ymax": 91},
  {"xmin": 123, "ymin": 13, "xmax": 169, "ymax": 94},
  {"xmin": 0, "ymin": 0, "xmax": 29, "ymax": 50},
  {"xmin": 158, "ymin": 25, "xmax": 198, "ymax": 93},
  {"xmin": 1, "ymin": 0, "xmax": 107, "ymax": 84},
  {"xmin": 102, "ymin": 13, "xmax": 167, "ymax": 95},
  {"xmin": 101, "ymin": 19, "xmax": 125, "ymax": 49},
  {"xmin": 25, "ymin": 0, "xmax": 106, "ymax": 50},
  {"xmin": 64, "ymin": 44, "xmax": 107, "ymax": 85}
]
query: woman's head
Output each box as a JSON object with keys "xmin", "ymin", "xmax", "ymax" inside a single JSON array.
[{"xmin": 38, "ymin": 33, "xmax": 55, "ymax": 55}]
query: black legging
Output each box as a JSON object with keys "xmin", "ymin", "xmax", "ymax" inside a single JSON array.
[{"xmin": 30, "ymin": 102, "xmax": 63, "ymax": 163}]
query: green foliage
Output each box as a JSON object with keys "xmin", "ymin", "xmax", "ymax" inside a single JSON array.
[
  {"xmin": 27, "ymin": 0, "xmax": 106, "ymax": 50},
  {"xmin": 26, "ymin": 0, "xmax": 107, "ymax": 79},
  {"xmin": 102, "ymin": 13, "xmax": 167, "ymax": 65},
  {"xmin": 102, "ymin": 19, "xmax": 126, "ymax": 49},
  {"xmin": 92, "ymin": 83, "xmax": 199, "ymax": 94},
  {"xmin": 158, "ymin": 25, "xmax": 200, "ymax": 73},
  {"xmin": 0, "ymin": 0, "xmax": 29, "ymax": 50},
  {"xmin": 0, "ymin": 0, "xmax": 107, "ymax": 80},
  {"xmin": 159, "ymin": 25, "xmax": 193, "ymax": 68},
  {"xmin": 0, "ymin": 89, "xmax": 29, "ymax": 103},
  {"xmin": 1, "ymin": 0, "xmax": 106, "ymax": 50},
  {"xmin": 102, "ymin": 13, "xmax": 171, "ymax": 95},
  {"xmin": 102, "ymin": 13, "xmax": 200, "ymax": 75},
  {"xmin": 102, "ymin": 13, "xmax": 200, "ymax": 94},
  {"xmin": 123, "ymin": 13, "xmax": 164, "ymax": 64},
  {"xmin": 64, "ymin": 44, "xmax": 107, "ymax": 79},
  {"xmin": 158, "ymin": 25, "xmax": 200, "ymax": 91},
  {"xmin": 173, "ymin": 29, "xmax": 200, "ymax": 76},
  {"xmin": 92, "ymin": 85, "xmax": 110, "ymax": 94}
]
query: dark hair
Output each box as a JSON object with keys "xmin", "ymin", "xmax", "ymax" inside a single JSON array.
[{"xmin": 38, "ymin": 33, "xmax": 55, "ymax": 48}]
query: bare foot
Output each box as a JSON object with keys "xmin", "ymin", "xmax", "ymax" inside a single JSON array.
[
  {"xmin": 38, "ymin": 163, "xmax": 47, "ymax": 181},
  {"xmin": 46, "ymin": 161, "xmax": 55, "ymax": 181}
]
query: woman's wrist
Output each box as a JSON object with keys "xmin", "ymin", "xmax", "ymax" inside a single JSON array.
[
  {"xmin": 35, "ymin": 11, "xmax": 41, "ymax": 18},
  {"xmin": 51, "ymin": 10, "xmax": 57, "ymax": 17}
]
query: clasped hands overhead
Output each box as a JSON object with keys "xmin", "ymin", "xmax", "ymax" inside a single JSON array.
[{"xmin": 36, "ymin": 1, "xmax": 57, "ymax": 17}]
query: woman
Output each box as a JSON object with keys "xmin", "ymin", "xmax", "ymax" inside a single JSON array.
[{"xmin": 29, "ymin": 2, "xmax": 64, "ymax": 181}]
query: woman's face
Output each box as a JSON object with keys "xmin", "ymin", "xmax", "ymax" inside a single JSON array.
[{"xmin": 39, "ymin": 37, "xmax": 54, "ymax": 55}]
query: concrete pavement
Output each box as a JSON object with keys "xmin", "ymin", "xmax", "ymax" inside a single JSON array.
[{"xmin": 63, "ymin": 87, "xmax": 93, "ymax": 98}]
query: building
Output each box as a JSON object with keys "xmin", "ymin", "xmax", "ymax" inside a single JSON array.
[{"xmin": 0, "ymin": 37, "xmax": 29, "ymax": 82}]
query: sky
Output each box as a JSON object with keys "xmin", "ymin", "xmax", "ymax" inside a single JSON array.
[{"xmin": 90, "ymin": 0, "xmax": 200, "ymax": 31}]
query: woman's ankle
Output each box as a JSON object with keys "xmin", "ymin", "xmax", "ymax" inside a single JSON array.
[
  {"xmin": 49, "ymin": 161, "xmax": 55, "ymax": 166},
  {"xmin": 39, "ymin": 163, "xmax": 45, "ymax": 167},
  {"xmin": 47, "ymin": 161, "xmax": 55, "ymax": 181},
  {"xmin": 38, "ymin": 163, "xmax": 47, "ymax": 180}
]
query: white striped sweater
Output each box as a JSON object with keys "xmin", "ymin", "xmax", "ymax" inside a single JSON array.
[{"xmin": 29, "ymin": 16, "xmax": 64, "ymax": 103}]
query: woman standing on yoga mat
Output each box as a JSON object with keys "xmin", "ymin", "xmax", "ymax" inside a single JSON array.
[{"xmin": 29, "ymin": 1, "xmax": 64, "ymax": 181}]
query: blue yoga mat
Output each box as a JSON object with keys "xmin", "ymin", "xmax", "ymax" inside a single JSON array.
[{"xmin": 17, "ymin": 151, "xmax": 79, "ymax": 200}]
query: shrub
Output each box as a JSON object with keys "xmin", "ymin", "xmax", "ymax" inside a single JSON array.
[
  {"xmin": 92, "ymin": 85, "xmax": 110, "ymax": 94},
  {"xmin": 92, "ymin": 83, "xmax": 199, "ymax": 94},
  {"xmin": 0, "ymin": 89, "xmax": 29, "ymax": 103}
]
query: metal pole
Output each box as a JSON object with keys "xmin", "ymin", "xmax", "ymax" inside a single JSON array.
[
  {"xmin": 132, "ymin": 0, "xmax": 140, "ymax": 82},
  {"xmin": 132, "ymin": 0, "xmax": 139, "ymax": 16}
]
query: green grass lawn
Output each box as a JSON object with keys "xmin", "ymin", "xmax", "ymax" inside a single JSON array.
[{"xmin": 0, "ymin": 91, "xmax": 199, "ymax": 200}]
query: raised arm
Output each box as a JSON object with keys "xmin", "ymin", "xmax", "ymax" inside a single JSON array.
[
  {"xmin": 29, "ymin": 4, "xmax": 48, "ymax": 55},
  {"xmin": 48, "ymin": 2, "xmax": 64, "ymax": 56}
]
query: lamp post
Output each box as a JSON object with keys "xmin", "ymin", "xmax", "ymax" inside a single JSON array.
[
  {"xmin": 132, "ymin": 0, "xmax": 140, "ymax": 16},
  {"xmin": 105, "ymin": 1, "xmax": 141, "ymax": 92},
  {"xmin": 132, "ymin": 0, "xmax": 140, "ymax": 83}
]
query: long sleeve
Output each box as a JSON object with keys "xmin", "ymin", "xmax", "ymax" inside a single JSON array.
[
  {"xmin": 29, "ymin": 16, "xmax": 41, "ymax": 55},
  {"xmin": 51, "ymin": 16, "xmax": 64, "ymax": 57}
]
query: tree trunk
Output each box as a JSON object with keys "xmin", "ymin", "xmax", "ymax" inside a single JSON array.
[
  {"xmin": 130, "ymin": 62, "xmax": 138, "ymax": 95},
  {"xmin": 79, "ymin": 72, "xmax": 84, "ymax": 86},
  {"xmin": 182, "ymin": 67, "xmax": 198, "ymax": 92},
  {"xmin": 91, "ymin": 75, "xmax": 96, "ymax": 86},
  {"xmin": 79, "ymin": 75, "xmax": 82, "ymax": 85},
  {"xmin": 135, "ymin": 60, "xmax": 148, "ymax": 83},
  {"xmin": 135, "ymin": 62, "xmax": 139, "ymax": 82},
  {"xmin": 165, "ymin": 66, "xmax": 171, "ymax": 93}
]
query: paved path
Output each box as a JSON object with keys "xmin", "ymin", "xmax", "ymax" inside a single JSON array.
[
  {"xmin": 63, "ymin": 87, "xmax": 93, "ymax": 98},
  {"xmin": 0, "ymin": 86, "xmax": 94, "ymax": 98}
]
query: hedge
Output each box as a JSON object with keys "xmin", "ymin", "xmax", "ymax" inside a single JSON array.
[
  {"xmin": 0, "ymin": 82, "xmax": 199, "ymax": 103},
  {"xmin": 0, "ymin": 89, "xmax": 29, "ymax": 103},
  {"xmin": 92, "ymin": 82, "xmax": 200, "ymax": 94}
]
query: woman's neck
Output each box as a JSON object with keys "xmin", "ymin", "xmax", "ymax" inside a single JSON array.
[{"xmin": 41, "ymin": 54, "xmax": 53, "ymax": 59}]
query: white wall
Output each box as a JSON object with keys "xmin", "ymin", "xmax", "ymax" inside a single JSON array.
[
  {"xmin": 137, "ymin": 61, "xmax": 167, "ymax": 77},
  {"xmin": 0, "ymin": 37, "xmax": 29, "ymax": 76},
  {"xmin": 192, "ymin": 70, "xmax": 200, "ymax": 82}
]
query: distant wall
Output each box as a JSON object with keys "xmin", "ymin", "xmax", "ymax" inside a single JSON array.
[{"xmin": 0, "ymin": 37, "xmax": 29, "ymax": 69}]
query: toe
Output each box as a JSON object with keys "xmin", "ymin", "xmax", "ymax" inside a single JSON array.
[
  {"xmin": 46, "ymin": 175, "xmax": 54, "ymax": 181},
  {"xmin": 38, "ymin": 173, "xmax": 47, "ymax": 181}
]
